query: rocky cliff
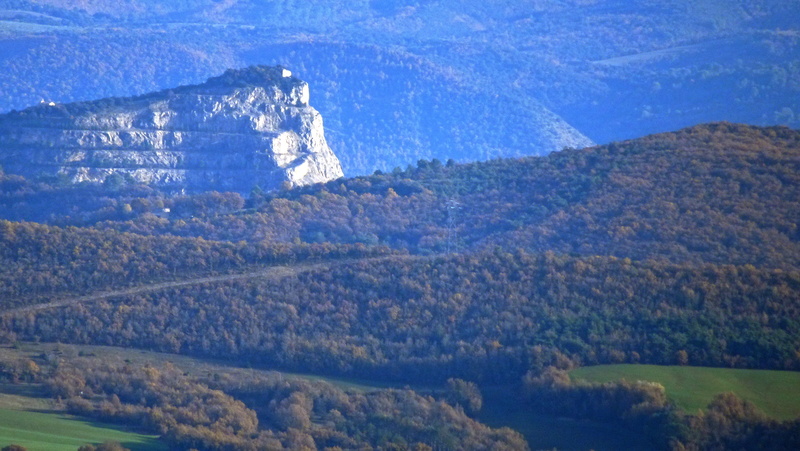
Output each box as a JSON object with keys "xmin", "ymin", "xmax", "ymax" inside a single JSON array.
[{"xmin": 0, "ymin": 66, "xmax": 344, "ymax": 193}]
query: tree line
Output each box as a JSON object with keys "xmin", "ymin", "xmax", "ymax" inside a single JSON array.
[
  {"xmin": 3, "ymin": 350, "xmax": 527, "ymax": 450},
  {"xmin": 521, "ymin": 364, "xmax": 800, "ymax": 450}
]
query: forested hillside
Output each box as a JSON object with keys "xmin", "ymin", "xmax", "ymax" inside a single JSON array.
[
  {"xmin": 2, "ymin": 123, "xmax": 800, "ymax": 449},
  {"xmin": 7, "ymin": 122, "xmax": 794, "ymax": 267},
  {"xmin": 1, "ymin": 1, "xmax": 798, "ymax": 174},
  {"xmin": 0, "ymin": 218, "xmax": 395, "ymax": 309},
  {"xmin": 6, "ymin": 250, "xmax": 798, "ymax": 384},
  {"xmin": 2, "ymin": 123, "xmax": 799, "ymax": 378},
  {"xmin": 2, "ymin": 2, "xmax": 800, "ymax": 448}
]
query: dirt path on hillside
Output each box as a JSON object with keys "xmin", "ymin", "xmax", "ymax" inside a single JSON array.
[{"xmin": 2, "ymin": 257, "xmax": 389, "ymax": 316}]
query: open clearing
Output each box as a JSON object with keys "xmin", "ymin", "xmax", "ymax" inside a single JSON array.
[
  {"xmin": 0, "ymin": 366, "xmax": 165, "ymax": 450},
  {"xmin": 0, "ymin": 408, "xmax": 165, "ymax": 451},
  {"xmin": 571, "ymin": 364, "xmax": 800, "ymax": 420}
]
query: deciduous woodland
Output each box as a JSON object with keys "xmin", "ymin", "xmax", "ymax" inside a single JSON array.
[
  {"xmin": 1, "ymin": 123, "xmax": 800, "ymax": 449},
  {"xmin": 5, "ymin": 251, "xmax": 799, "ymax": 381},
  {"xmin": 1, "ymin": 351, "xmax": 525, "ymax": 450}
]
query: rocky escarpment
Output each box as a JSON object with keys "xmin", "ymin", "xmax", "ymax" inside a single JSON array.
[{"xmin": 0, "ymin": 66, "xmax": 343, "ymax": 193}]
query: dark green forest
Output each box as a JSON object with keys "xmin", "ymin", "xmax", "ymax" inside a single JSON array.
[{"xmin": 1, "ymin": 123, "xmax": 800, "ymax": 449}]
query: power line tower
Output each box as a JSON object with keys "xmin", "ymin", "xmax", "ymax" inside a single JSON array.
[
  {"xmin": 420, "ymin": 175, "xmax": 466, "ymax": 253},
  {"xmin": 445, "ymin": 197, "xmax": 461, "ymax": 254}
]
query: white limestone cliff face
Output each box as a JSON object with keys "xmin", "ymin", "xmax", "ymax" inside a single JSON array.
[{"xmin": 0, "ymin": 66, "xmax": 343, "ymax": 193}]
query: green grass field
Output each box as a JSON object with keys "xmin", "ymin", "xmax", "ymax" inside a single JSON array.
[
  {"xmin": 570, "ymin": 364, "xmax": 800, "ymax": 420},
  {"xmin": 0, "ymin": 408, "xmax": 166, "ymax": 451},
  {"xmin": 0, "ymin": 382, "xmax": 165, "ymax": 451}
]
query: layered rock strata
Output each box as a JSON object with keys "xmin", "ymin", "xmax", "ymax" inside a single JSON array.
[{"xmin": 0, "ymin": 66, "xmax": 343, "ymax": 193}]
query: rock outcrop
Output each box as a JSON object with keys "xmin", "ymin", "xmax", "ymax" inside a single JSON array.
[{"xmin": 0, "ymin": 66, "xmax": 344, "ymax": 193}]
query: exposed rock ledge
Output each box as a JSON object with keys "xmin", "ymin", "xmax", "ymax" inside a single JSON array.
[{"xmin": 0, "ymin": 65, "xmax": 344, "ymax": 193}]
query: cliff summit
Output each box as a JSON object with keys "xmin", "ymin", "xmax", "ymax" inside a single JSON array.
[{"xmin": 0, "ymin": 65, "xmax": 344, "ymax": 193}]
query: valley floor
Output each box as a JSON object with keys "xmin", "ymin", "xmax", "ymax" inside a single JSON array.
[{"xmin": 10, "ymin": 343, "xmax": 799, "ymax": 451}]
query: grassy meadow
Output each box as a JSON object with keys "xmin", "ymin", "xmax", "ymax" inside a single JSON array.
[
  {"xmin": 0, "ymin": 408, "xmax": 165, "ymax": 451},
  {"xmin": 571, "ymin": 364, "xmax": 800, "ymax": 420},
  {"xmin": 0, "ymin": 381, "xmax": 165, "ymax": 451}
]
